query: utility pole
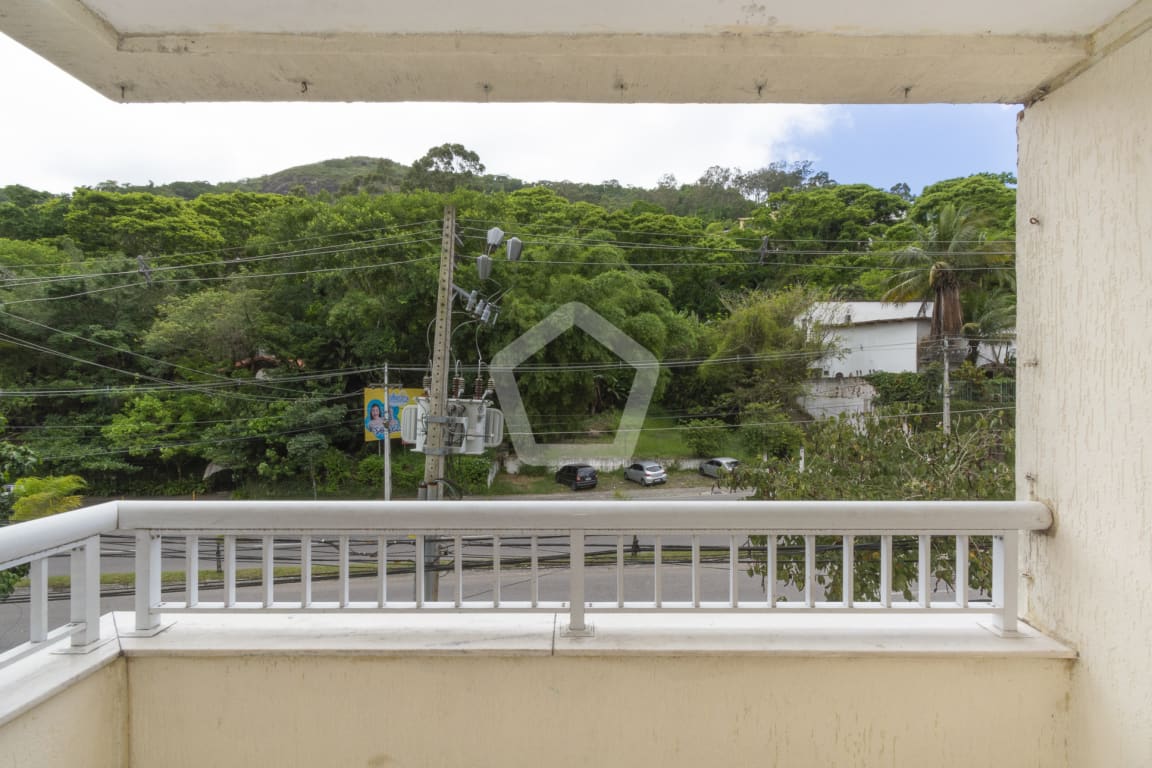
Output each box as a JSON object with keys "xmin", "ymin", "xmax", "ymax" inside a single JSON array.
[
  {"xmin": 418, "ymin": 205, "xmax": 457, "ymax": 600},
  {"xmin": 383, "ymin": 363, "xmax": 392, "ymax": 501},
  {"xmin": 942, "ymin": 337, "xmax": 951, "ymax": 435}
]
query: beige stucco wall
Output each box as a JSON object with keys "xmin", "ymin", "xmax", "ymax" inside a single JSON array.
[
  {"xmin": 0, "ymin": 658, "xmax": 127, "ymax": 768},
  {"xmin": 125, "ymin": 655, "xmax": 1069, "ymax": 768},
  {"xmin": 1017, "ymin": 25, "xmax": 1152, "ymax": 768}
]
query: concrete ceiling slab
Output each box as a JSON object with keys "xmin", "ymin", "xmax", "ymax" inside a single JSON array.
[{"xmin": 1, "ymin": 0, "xmax": 1149, "ymax": 104}]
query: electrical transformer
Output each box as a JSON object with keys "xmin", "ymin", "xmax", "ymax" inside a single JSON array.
[{"xmin": 400, "ymin": 398, "xmax": 504, "ymax": 455}]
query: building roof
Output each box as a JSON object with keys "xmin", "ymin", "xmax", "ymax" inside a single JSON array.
[
  {"xmin": 809, "ymin": 301, "xmax": 932, "ymax": 327},
  {"xmin": 0, "ymin": 1, "xmax": 1147, "ymax": 104}
]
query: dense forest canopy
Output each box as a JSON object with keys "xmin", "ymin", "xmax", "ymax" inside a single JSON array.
[{"xmin": 0, "ymin": 145, "xmax": 1017, "ymax": 501}]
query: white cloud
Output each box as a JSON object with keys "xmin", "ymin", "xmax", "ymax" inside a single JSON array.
[{"xmin": 1, "ymin": 34, "xmax": 835, "ymax": 193}]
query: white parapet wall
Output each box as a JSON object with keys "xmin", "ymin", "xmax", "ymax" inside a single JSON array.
[
  {"xmin": 0, "ymin": 659, "xmax": 127, "ymax": 768},
  {"xmin": 1017, "ymin": 20, "xmax": 1152, "ymax": 768},
  {"xmin": 0, "ymin": 612, "xmax": 1074, "ymax": 768},
  {"xmin": 126, "ymin": 655, "xmax": 1071, "ymax": 767}
]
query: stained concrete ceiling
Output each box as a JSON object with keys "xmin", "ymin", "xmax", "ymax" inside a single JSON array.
[{"xmin": 1, "ymin": 0, "xmax": 1149, "ymax": 104}]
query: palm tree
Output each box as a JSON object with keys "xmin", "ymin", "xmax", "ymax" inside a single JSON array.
[
  {"xmin": 11, "ymin": 475, "xmax": 87, "ymax": 522},
  {"xmin": 962, "ymin": 283, "xmax": 1016, "ymax": 367},
  {"xmin": 883, "ymin": 204, "xmax": 989, "ymax": 342}
]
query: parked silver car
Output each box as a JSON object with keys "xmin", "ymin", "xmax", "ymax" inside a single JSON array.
[
  {"xmin": 699, "ymin": 457, "xmax": 740, "ymax": 478},
  {"xmin": 624, "ymin": 461, "xmax": 667, "ymax": 486}
]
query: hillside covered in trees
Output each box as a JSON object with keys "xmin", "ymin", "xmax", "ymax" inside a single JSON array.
[{"xmin": 0, "ymin": 144, "xmax": 1017, "ymax": 503}]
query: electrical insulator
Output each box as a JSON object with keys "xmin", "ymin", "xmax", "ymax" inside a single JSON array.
[
  {"xmin": 452, "ymin": 375, "xmax": 464, "ymax": 398},
  {"xmin": 506, "ymin": 237, "xmax": 522, "ymax": 262},
  {"xmin": 473, "ymin": 377, "xmax": 484, "ymax": 400},
  {"xmin": 422, "ymin": 374, "xmax": 431, "ymax": 393},
  {"xmin": 487, "ymin": 376, "xmax": 496, "ymax": 393}
]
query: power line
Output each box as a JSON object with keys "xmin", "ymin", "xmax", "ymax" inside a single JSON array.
[
  {"xmin": 456, "ymin": 220, "xmax": 1015, "ymax": 247},
  {"xmin": 0, "ymin": 250, "xmax": 440, "ymax": 307},
  {"xmin": 0, "ymin": 218, "xmax": 444, "ymax": 273},
  {"xmin": 504, "ymin": 405, "xmax": 1014, "ymax": 439},
  {"xmin": 0, "ymin": 334, "xmax": 1018, "ymax": 398},
  {"xmin": 0, "ymin": 308, "xmax": 305, "ymax": 396},
  {"xmin": 0, "ymin": 233, "xmax": 441, "ymax": 294}
]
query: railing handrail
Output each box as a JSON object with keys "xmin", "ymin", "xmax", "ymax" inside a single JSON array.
[
  {"xmin": 113, "ymin": 499, "xmax": 1051, "ymax": 534},
  {"xmin": 0, "ymin": 499, "xmax": 1052, "ymax": 566},
  {"xmin": 0, "ymin": 502, "xmax": 117, "ymax": 570}
]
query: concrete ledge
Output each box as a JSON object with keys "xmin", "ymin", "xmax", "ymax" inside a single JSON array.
[
  {"xmin": 117, "ymin": 612, "xmax": 559, "ymax": 657},
  {"xmin": 0, "ymin": 610, "xmax": 1075, "ymax": 729},
  {"xmin": 112, "ymin": 611, "xmax": 1075, "ymax": 659},
  {"xmin": 555, "ymin": 613, "xmax": 1077, "ymax": 657}
]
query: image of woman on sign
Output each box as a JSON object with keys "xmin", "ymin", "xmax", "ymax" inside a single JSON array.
[{"xmin": 365, "ymin": 400, "xmax": 390, "ymax": 439}]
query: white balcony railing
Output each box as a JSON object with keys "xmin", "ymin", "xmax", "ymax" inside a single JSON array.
[{"xmin": 0, "ymin": 499, "xmax": 1052, "ymax": 666}]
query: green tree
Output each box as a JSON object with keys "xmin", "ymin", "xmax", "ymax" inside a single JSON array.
[
  {"xmin": 735, "ymin": 160, "xmax": 815, "ymax": 204},
  {"xmin": 64, "ymin": 189, "xmax": 226, "ymax": 259},
  {"xmin": 143, "ymin": 287, "xmax": 274, "ymax": 369},
  {"xmin": 744, "ymin": 411, "xmax": 1013, "ymax": 601},
  {"xmin": 757, "ymin": 184, "xmax": 907, "ymax": 254},
  {"xmin": 910, "ymin": 173, "xmax": 1016, "ymax": 233},
  {"xmin": 404, "ymin": 144, "xmax": 486, "ymax": 193},
  {"xmin": 698, "ymin": 287, "xmax": 831, "ymax": 410}
]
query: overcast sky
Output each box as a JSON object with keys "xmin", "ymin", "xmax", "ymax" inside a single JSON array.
[{"xmin": 1, "ymin": 32, "xmax": 1019, "ymax": 196}]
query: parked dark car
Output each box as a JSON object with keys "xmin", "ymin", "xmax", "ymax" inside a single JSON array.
[
  {"xmin": 555, "ymin": 464, "xmax": 598, "ymax": 490},
  {"xmin": 624, "ymin": 461, "xmax": 667, "ymax": 486}
]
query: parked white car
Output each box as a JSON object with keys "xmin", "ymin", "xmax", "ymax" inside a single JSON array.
[
  {"xmin": 699, "ymin": 457, "xmax": 740, "ymax": 478},
  {"xmin": 624, "ymin": 461, "xmax": 667, "ymax": 486}
]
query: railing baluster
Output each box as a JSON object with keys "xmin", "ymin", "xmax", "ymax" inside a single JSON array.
[
  {"xmin": 454, "ymin": 535, "xmax": 463, "ymax": 608},
  {"xmin": 567, "ymin": 529, "xmax": 587, "ymax": 633},
  {"xmin": 842, "ymin": 535, "xmax": 854, "ymax": 608},
  {"xmin": 804, "ymin": 535, "xmax": 816, "ymax": 607},
  {"xmin": 765, "ymin": 534, "xmax": 777, "ymax": 608},
  {"xmin": 71, "ymin": 536, "xmax": 100, "ymax": 647},
  {"xmin": 692, "ymin": 535, "xmax": 701, "ymax": 608},
  {"xmin": 992, "ymin": 531, "xmax": 1019, "ymax": 634},
  {"xmin": 301, "ymin": 536, "xmax": 313, "ymax": 608},
  {"xmin": 185, "ymin": 535, "xmax": 199, "ymax": 608},
  {"xmin": 530, "ymin": 536, "xmax": 539, "ymax": 608},
  {"xmin": 135, "ymin": 531, "xmax": 161, "ymax": 631},
  {"xmin": 654, "ymin": 535, "xmax": 663, "ymax": 608},
  {"xmin": 338, "ymin": 536, "xmax": 350, "ymax": 608},
  {"xmin": 415, "ymin": 534, "xmax": 425, "ymax": 607},
  {"xmin": 730, "ymin": 535, "xmax": 739, "ymax": 608},
  {"xmin": 493, "ymin": 535, "xmax": 501, "ymax": 608},
  {"xmin": 30, "ymin": 558, "xmax": 47, "ymax": 643},
  {"xmin": 955, "ymin": 535, "xmax": 969, "ymax": 608},
  {"xmin": 880, "ymin": 535, "xmax": 893, "ymax": 608},
  {"xmin": 223, "ymin": 535, "xmax": 236, "ymax": 609},
  {"xmin": 918, "ymin": 535, "xmax": 931, "ymax": 608},
  {"xmin": 616, "ymin": 535, "xmax": 624, "ymax": 607},
  {"xmin": 377, "ymin": 535, "xmax": 388, "ymax": 607},
  {"xmin": 262, "ymin": 535, "xmax": 274, "ymax": 608}
]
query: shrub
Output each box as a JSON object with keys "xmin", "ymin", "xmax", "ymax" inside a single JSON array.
[
  {"xmin": 739, "ymin": 404, "xmax": 802, "ymax": 459},
  {"xmin": 682, "ymin": 419, "xmax": 728, "ymax": 457}
]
